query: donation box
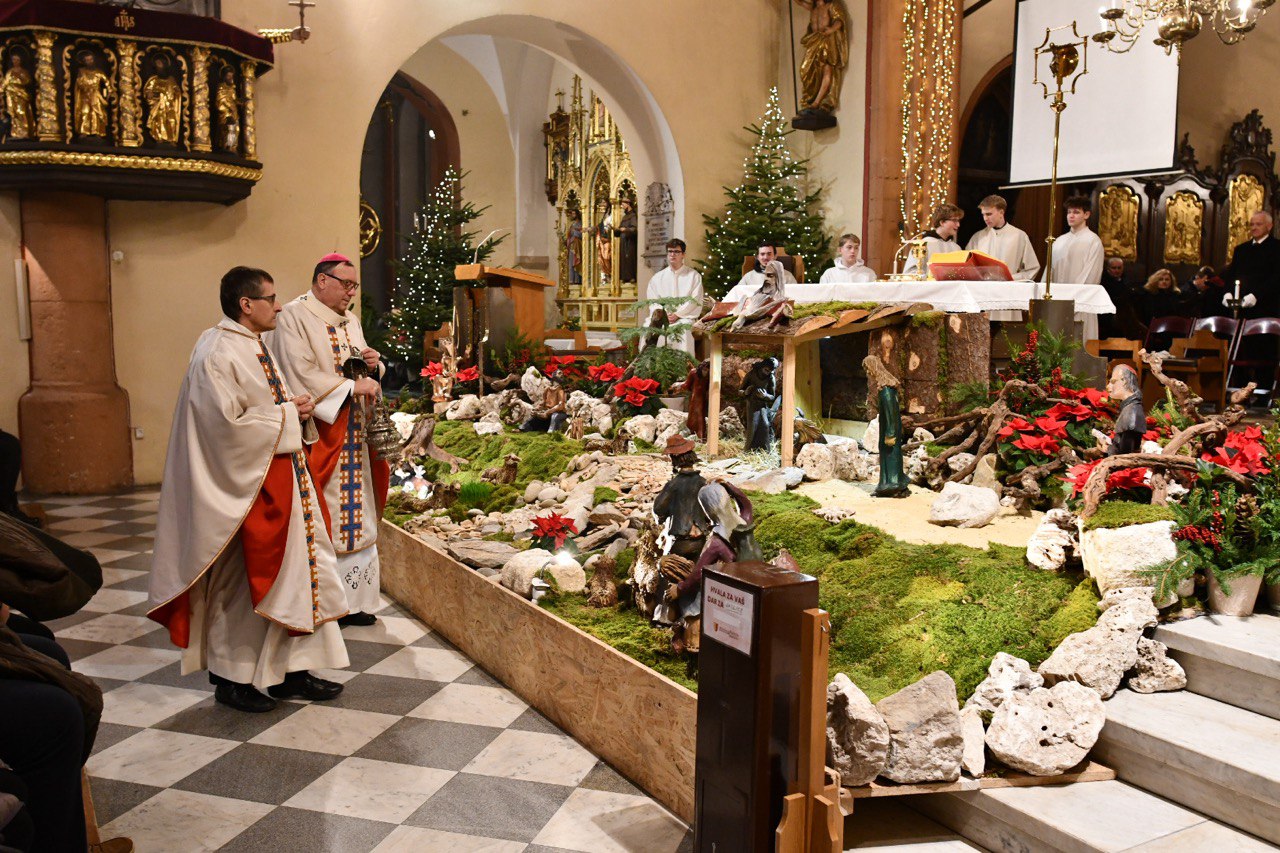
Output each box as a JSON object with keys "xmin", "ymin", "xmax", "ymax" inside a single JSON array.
[{"xmin": 694, "ymin": 560, "xmax": 819, "ymax": 852}]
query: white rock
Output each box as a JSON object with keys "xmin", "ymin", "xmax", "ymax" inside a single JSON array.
[
  {"xmin": 1038, "ymin": 625, "xmax": 1140, "ymax": 700},
  {"xmin": 654, "ymin": 408, "xmax": 690, "ymax": 446},
  {"xmin": 813, "ymin": 506, "xmax": 855, "ymax": 523},
  {"xmin": 985, "ymin": 681, "xmax": 1105, "ymax": 776},
  {"xmin": 825, "ymin": 673, "xmax": 891, "ymax": 787},
  {"xmin": 1096, "ymin": 594, "xmax": 1158, "ymax": 633},
  {"xmin": 473, "ymin": 416, "xmax": 503, "ymax": 436},
  {"xmin": 503, "ymin": 399, "xmax": 533, "ymax": 426},
  {"xmin": 1127, "ymin": 637, "xmax": 1187, "ymax": 693},
  {"xmin": 389, "ymin": 411, "xmax": 421, "ymax": 440},
  {"xmin": 780, "ymin": 467, "xmax": 804, "ymax": 487},
  {"xmin": 444, "ymin": 394, "xmax": 483, "ymax": 421},
  {"xmin": 536, "ymin": 486, "xmax": 567, "ymax": 503},
  {"xmin": 875, "ymin": 671, "xmax": 963, "ymax": 784},
  {"xmin": 928, "ymin": 482, "xmax": 1000, "ymax": 529},
  {"xmin": 970, "ymin": 453, "xmax": 1001, "ymax": 494},
  {"xmin": 562, "ymin": 503, "xmax": 591, "ymax": 536},
  {"xmin": 965, "ymin": 652, "xmax": 1044, "ymax": 716},
  {"xmin": 524, "ymin": 481, "xmax": 545, "ymax": 503},
  {"xmin": 831, "ymin": 443, "xmax": 873, "ymax": 481},
  {"xmin": 861, "ymin": 419, "xmax": 879, "ymax": 450},
  {"xmin": 912, "ymin": 427, "xmax": 935, "ymax": 443},
  {"xmin": 798, "ymin": 443, "xmax": 836, "ymax": 481},
  {"xmin": 959, "ymin": 704, "xmax": 987, "ymax": 777},
  {"xmin": 947, "ymin": 452, "xmax": 976, "ymax": 475},
  {"xmin": 520, "ymin": 366, "xmax": 551, "ymax": 402},
  {"xmin": 446, "ymin": 539, "xmax": 519, "ymax": 569},
  {"xmin": 1026, "ymin": 508, "xmax": 1078, "ymax": 571},
  {"xmin": 544, "ymin": 552, "xmax": 586, "ymax": 593},
  {"xmin": 1141, "ymin": 439, "xmax": 1164, "ymax": 454},
  {"xmin": 499, "ymin": 549, "xmax": 555, "ymax": 598},
  {"xmin": 623, "ymin": 415, "xmax": 658, "ymax": 445},
  {"xmin": 1078, "ymin": 520, "xmax": 1177, "ymax": 597},
  {"xmin": 588, "ymin": 503, "xmax": 628, "ymax": 526}
]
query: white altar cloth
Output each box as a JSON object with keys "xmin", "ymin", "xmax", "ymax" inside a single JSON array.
[{"xmin": 720, "ymin": 280, "xmax": 1115, "ymax": 340}]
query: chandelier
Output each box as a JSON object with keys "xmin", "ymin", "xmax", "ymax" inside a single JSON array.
[{"xmin": 1093, "ymin": 0, "xmax": 1274, "ymax": 57}]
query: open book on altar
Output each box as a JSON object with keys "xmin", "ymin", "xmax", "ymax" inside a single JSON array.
[{"xmin": 928, "ymin": 250, "xmax": 1012, "ymax": 282}]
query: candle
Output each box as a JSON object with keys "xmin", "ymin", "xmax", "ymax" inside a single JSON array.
[{"xmin": 1235, "ymin": 280, "xmax": 1241, "ymax": 300}]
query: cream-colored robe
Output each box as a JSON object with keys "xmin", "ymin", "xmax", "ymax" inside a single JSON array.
[
  {"xmin": 966, "ymin": 223, "xmax": 1041, "ymax": 280},
  {"xmin": 148, "ymin": 318, "xmax": 348, "ymax": 689},
  {"xmin": 1044, "ymin": 226, "xmax": 1104, "ymax": 285},
  {"xmin": 267, "ymin": 293, "xmax": 383, "ymax": 614},
  {"xmin": 643, "ymin": 265, "xmax": 704, "ymax": 355}
]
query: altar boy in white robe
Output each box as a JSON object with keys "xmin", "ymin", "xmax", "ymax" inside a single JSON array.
[
  {"xmin": 902, "ymin": 204, "xmax": 963, "ymax": 276},
  {"xmin": 267, "ymin": 254, "xmax": 390, "ymax": 628},
  {"xmin": 1043, "ymin": 195, "xmax": 1103, "ymax": 285},
  {"xmin": 643, "ymin": 238, "xmax": 705, "ymax": 356},
  {"xmin": 820, "ymin": 233, "xmax": 877, "ymax": 283},
  {"xmin": 736, "ymin": 240, "xmax": 798, "ymax": 291},
  {"xmin": 965, "ymin": 195, "xmax": 1040, "ymax": 280},
  {"xmin": 149, "ymin": 266, "xmax": 349, "ymax": 713}
]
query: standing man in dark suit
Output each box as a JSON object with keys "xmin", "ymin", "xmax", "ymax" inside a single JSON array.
[{"xmin": 1224, "ymin": 210, "xmax": 1280, "ymax": 399}]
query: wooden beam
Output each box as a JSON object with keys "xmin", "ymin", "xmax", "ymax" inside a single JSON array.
[
  {"xmin": 781, "ymin": 337, "xmax": 797, "ymax": 468},
  {"xmin": 707, "ymin": 333, "xmax": 723, "ymax": 457}
]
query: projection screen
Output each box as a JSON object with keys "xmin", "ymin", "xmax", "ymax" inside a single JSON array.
[{"xmin": 1007, "ymin": 0, "xmax": 1181, "ymax": 186}]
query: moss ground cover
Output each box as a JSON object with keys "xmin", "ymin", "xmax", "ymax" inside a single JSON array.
[
  {"xmin": 414, "ymin": 421, "xmax": 585, "ymax": 492},
  {"xmin": 1082, "ymin": 500, "xmax": 1176, "ymax": 531}
]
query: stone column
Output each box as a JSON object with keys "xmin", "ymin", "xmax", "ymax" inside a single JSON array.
[
  {"xmin": 18, "ymin": 192, "xmax": 133, "ymax": 494},
  {"xmin": 865, "ymin": 0, "xmax": 962, "ymax": 274}
]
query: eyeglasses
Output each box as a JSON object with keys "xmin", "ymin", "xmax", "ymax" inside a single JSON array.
[
  {"xmin": 245, "ymin": 294, "xmax": 278, "ymax": 305},
  {"xmin": 324, "ymin": 273, "xmax": 360, "ymax": 291},
  {"xmin": 666, "ymin": 249, "xmax": 684, "ymax": 255}
]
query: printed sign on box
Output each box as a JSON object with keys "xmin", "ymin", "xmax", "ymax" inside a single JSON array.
[{"xmin": 704, "ymin": 578, "xmax": 755, "ymax": 656}]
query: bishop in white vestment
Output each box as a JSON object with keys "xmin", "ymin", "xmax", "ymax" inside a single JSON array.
[
  {"xmin": 148, "ymin": 267, "xmax": 348, "ymax": 710},
  {"xmin": 267, "ymin": 254, "xmax": 389, "ymax": 625}
]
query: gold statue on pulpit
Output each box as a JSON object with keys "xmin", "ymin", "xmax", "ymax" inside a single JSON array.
[
  {"xmin": 1, "ymin": 53, "xmax": 33, "ymax": 140},
  {"xmin": 143, "ymin": 54, "xmax": 182, "ymax": 145},
  {"xmin": 74, "ymin": 52, "xmax": 112, "ymax": 138}
]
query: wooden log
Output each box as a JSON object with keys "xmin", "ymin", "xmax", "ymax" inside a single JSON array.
[{"xmin": 867, "ymin": 314, "xmax": 990, "ymax": 418}]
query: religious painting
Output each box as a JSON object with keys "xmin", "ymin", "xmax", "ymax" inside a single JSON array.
[
  {"xmin": 1098, "ymin": 184, "xmax": 1139, "ymax": 262},
  {"xmin": 1162, "ymin": 191, "xmax": 1203, "ymax": 266},
  {"xmin": 1226, "ymin": 173, "xmax": 1264, "ymax": 263}
]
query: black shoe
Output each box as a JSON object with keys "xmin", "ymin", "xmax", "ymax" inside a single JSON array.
[
  {"xmin": 338, "ymin": 611, "xmax": 378, "ymax": 627},
  {"xmin": 214, "ymin": 681, "xmax": 277, "ymax": 713},
  {"xmin": 267, "ymin": 670, "xmax": 344, "ymax": 701}
]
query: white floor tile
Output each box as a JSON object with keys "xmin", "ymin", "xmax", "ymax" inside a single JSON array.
[
  {"xmin": 463, "ymin": 729, "xmax": 598, "ymax": 787},
  {"xmin": 533, "ymin": 788, "xmax": 687, "ymax": 853},
  {"xmin": 341, "ymin": 615, "xmax": 428, "ymax": 646},
  {"xmin": 80, "ymin": 588, "xmax": 148, "ymax": 614},
  {"xmin": 43, "ymin": 504, "xmax": 113, "ymax": 518},
  {"xmin": 91, "ymin": 548, "xmax": 147, "ymax": 566},
  {"xmin": 285, "ymin": 756, "xmax": 453, "ymax": 823},
  {"xmin": 373, "ymin": 825, "xmax": 526, "ymax": 852},
  {"xmin": 100, "ymin": 566, "xmax": 146, "ymax": 587},
  {"xmin": 408, "ymin": 682, "xmax": 527, "ymax": 728},
  {"xmin": 100, "ymin": 788, "xmax": 272, "ymax": 853},
  {"xmin": 60, "ymin": 530, "xmax": 131, "ymax": 548},
  {"xmin": 74, "ymin": 644, "xmax": 179, "ymax": 680},
  {"xmin": 56, "ymin": 613, "xmax": 159, "ymax": 645},
  {"xmin": 365, "ymin": 646, "xmax": 474, "ymax": 682},
  {"xmin": 88, "ymin": 729, "xmax": 238, "ymax": 787},
  {"xmin": 101, "ymin": 682, "xmax": 210, "ymax": 727},
  {"xmin": 250, "ymin": 704, "xmax": 399, "ymax": 756},
  {"xmin": 49, "ymin": 516, "xmax": 120, "ymax": 532}
]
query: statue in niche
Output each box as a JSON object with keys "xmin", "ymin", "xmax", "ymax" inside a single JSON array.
[
  {"xmin": 0, "ymin": 52, "xmax": 33, "ymax": 140},
  {"xmin": 742, "ymin": 356, "xmax": 781, "ymax": 451},
  {"xmin": 795, "ymin": 0, "xmax": 848, "ymax": 114},
  {"xmin": 214, "ymin": 65, "xmax": 241, "ymax": 152},
  {"xmin": 617, "ymin": 194, "xmax": 638, "ymax": 284},
  {"xmin": 74, "ymin": 52, "xmax": 113, "ymax": 139},
  {"xmin": 143, "ymin": 54, "xmax": 183, "ymax": 145},
  {"xmin": 565, "ymin": 207, "xmax": 583, "ymax": 285}
]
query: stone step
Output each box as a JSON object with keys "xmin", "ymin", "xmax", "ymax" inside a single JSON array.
[
  {"xmin": 1154, "ymin": 612, "xmax": 1280, "ymax": 721},
  {"xmin": 1093, "ymin": 688, "xmax": 1280, "ymax": 844},
  {"xmin": 907, "ymin": 779, "xmax": 1277, "ymax": 852},
  {"xmin": 842, "ymin": 799, "xmax": 980, "ymax": 851}
]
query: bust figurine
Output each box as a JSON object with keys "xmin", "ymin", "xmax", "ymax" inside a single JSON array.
[{"xmin": 1106, "ymin": 365, "xmax": 1145, "ymax": 456}]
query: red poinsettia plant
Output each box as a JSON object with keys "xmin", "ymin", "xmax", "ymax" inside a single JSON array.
[
  {"xmin": 530, "ymin": 512, "xmax": 578, "ymax": 550},
  {"xmin": 612, "ymin": 376, "xmax": 662, "ymax": 416},
  {"xmin": 1201, "ymin": 425, "xmax": 1271, "ymax": 476},
  {"xmin": 543, "ymin": 354, "xmax": 585, "ymax": 383},
  {"xmin": 455, "ymin": 365, "xmax": 480, "ymax": 383},
  {"xmin": 420, "ymin": 361, "xmax": 443, "ymax": 379},
  {"xmin": 1065, "ymin": 459, "xmax": 1151, "ymax": 500}
]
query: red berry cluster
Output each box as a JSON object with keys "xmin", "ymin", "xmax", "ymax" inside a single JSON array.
[{"xmin": 1173, "ymin": 524, "xmax": 1221, "ymax": 552}]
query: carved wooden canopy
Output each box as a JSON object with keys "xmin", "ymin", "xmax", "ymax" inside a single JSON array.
[{"xmin": 0, "ymin": 0, "xmax": 273, "ymax": 203}]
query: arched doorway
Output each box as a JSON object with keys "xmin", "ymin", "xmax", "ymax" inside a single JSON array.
[
  {"xmin": 358, "ymin": 72, "xmax": 460, "ymax": 313},
  {"xmin": 956, "ymin": 60, "xmax": 1014, "ymax": 248}
]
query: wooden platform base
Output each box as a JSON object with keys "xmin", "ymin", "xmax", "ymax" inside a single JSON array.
[{"xmin": 839, "ymin": 761, "xmax": 1115, "ymax": 812}]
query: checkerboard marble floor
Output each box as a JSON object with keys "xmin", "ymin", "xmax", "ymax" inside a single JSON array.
[{"xmin": 34, "ymin": 489, "xmax": 693, "ymax": 853}]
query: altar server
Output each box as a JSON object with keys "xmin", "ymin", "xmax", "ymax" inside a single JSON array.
[
  {"xmin": 148, "ymin": 266, "xmax": 348, "ymax": 713},
  {"xmin": 643, "ymin": 238, "xmax": 705, "ymax": 356},
  {"xmin": 1043, "ymin": 195, "xmax": 1103, "ymax": 285},
  {"xmin": 902, "ymin": 204, "xmax": 963, "ymax": 276},
  {"xmin": 820, "ymin": 233, "xmax": 877, "ymax": 283},
  {"xmin": 267, "ymin": 254, "xmax": 389, "ymax": 628},
  {"xmin": 736, "ymin": 239, "xmax": 797, "ymax": 291},
  {"xmin": 965, "ymin": 195, "xmax": 1040, "ymax": 280}
]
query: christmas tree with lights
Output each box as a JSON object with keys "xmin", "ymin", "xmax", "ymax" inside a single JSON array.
[
  {"xmin": 389, "ymin": 167, "xmax": 503, "ymax": 369},
  {"xmin": 700, "ymin": 88, "xmax": 831, "ymax": 298}
]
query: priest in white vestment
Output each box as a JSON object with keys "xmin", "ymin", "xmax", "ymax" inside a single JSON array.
[
  {"xmin": 736, "ymin": 240, "xmax": 798, "ymax": 291},
  {"xmin": 1043, "ymin": 195, "xmax": 1103, "ymax": 285},
  {"xmin": 642, "ymin": 238, "xmax": 704, "ymax": 356},
  {"xmin": 902, "ymin": 204, "xmax": 963, "ymax": 276},
  {"xmin": 148, "ymin": 266, "xmax": 349, "ymax": 713},
  {"xmin": 820, "ymin": 233, "xmax": 877, "ymax": 283},
  {"xmin": 267, "ymin": 254, "xmax": 389, "ymax": 627},
  {"xmin": 965, "ymin": 195, "xmax": 1040, "ymax": 280}
]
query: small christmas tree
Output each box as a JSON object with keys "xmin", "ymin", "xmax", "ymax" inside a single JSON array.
[
  {"xmin": 388, "ymin": 167, "xmax": 503, "ymax": 370},
  {"xmin": 700, "ymin": 88, "xmax": 831, "ymax": 298}
]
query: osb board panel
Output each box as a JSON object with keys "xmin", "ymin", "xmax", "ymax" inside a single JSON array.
[{"xmin": 378, "ymin": 522, "xmax": 697, "ymax": 822}]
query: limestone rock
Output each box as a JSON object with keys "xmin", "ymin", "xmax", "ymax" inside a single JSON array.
[
  {"xmin": 928, "ymin": 482, "xmax": 1000, "ymax": 529},
  {"xmin": 947, "ymin": 452, "xmax": 976, "ymax": 476},
  {"xmin": 545, "ymin": 553, "xmax": 586, "ymax": 593},
  {"xmin": 444, "ymin": 394, "xmax": 483, "ymax": 421},
  {"xmin": 875, "ymin": 671, "xmax": 963, "ymax": 784},
  {"xmin": 537, "ymin": 485, "xmax": 567, "ymax": 503},
  {"xmin": 970, "ymin": 453, "xmax": 1001, "ymax": 494},
  {"xmin": 813, "ymin": 506, "xmax": 855, "ymax": 523},
  {"xmin": 1097, "ymin": 594, "xmax": 1158, "ymax": 633},
  {"xmin": 912, "ymin": 427, "xmax": 935, "ymax": 443},
  {"xmin": 780, "ymin": 466, "xmax": 804, "ymax": 487},
  {"xmin": 521, "ymin": 366, "xmax": 551, "ymax": 402},
  {"xmin": 499, "ymin": 548, "xmax": 554, "ymax": 597},
  {"xmin": 446, "ymin": 539, "xmax": 519, "ymax": 570},
  {"xmin": 1026, "ymin": 508, "xmax": 1078, "ymax": 571},
  {"xmin": 1127, "ymin": 637, "xmax": 1187, "ymax": 693},
  {"xmin": 959, "ymin": 704, "xmax": 986, "ymax": 777},
  {"xmin": 562, "ymin": 503, "xmax": 591, "ymax": 536},
  {"xmin": 654, "ymin": 408, "xmax": 689, "ymax": 446},
  {"xmin": 861, "ymin": 419, "xmax": 879, "ymax": 451},
  {"xmin": 718, "ymin": 406, "xmax": 745, "ymax": 440},
  {"xmin": 985, "ymin": 681, "xmax": 1105, "ymax": 776},
  {"xmin": 623, "ymin": 415, "xmax": 658, "ymax": 445},
  {"xmin": 567, "ymin": 390, "xmax": 613, "ymax": 434},
  {"xmin": 798, "ymin": 442, "xmax": 835, "ymax": 481},
  {"xmin": 905, "ymin": 446, "xmax": 930, "ymax": 484},
  {"xmin": 965, "ymin": 652, "xmax": 1044, "ymax": 716},
  {"xmin": 576, "ymin": 522, "xmax": 622, "ymax": 551},
  {"xmin": 1079, "ymin": 520, "xmax": 1177, "ymax": 597},
  {"xmin": 503, "ymin": 398, "xmax": 533, "ymax": 426},
  {"xmin": 473, "ymin": 412, "xmax": 503, "ymax": 436},
  {"xmin": 524, "ymin": 481, "xmax": 545, "ymax": 503},
  {"xmin": 825, "ymin": 673, "xmax": 890, "ymax": 787},
  {"xmin": 1038, "ymin": 625, "xmax": 1140, "ymax": 699},
  {"xmin": 588, "ymin": 503, "xmax": 628, "ymax": 527},
  {"xmin": 831, "ymin": 442, "xmax": 873, "ymax": 481}
]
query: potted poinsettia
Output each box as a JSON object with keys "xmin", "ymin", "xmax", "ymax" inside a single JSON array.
[
  {"xmin": 1165, "ymin": 478, "xmax": 1272, "ymax": 615},
  {"xmin": 612, "ymin": 376, "xmax": 662, "ymax": 417}
]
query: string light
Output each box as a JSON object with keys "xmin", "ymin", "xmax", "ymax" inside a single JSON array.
[{"xmin": 898, "ymin": 0, "xmax": 959, "ymax": 238}]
